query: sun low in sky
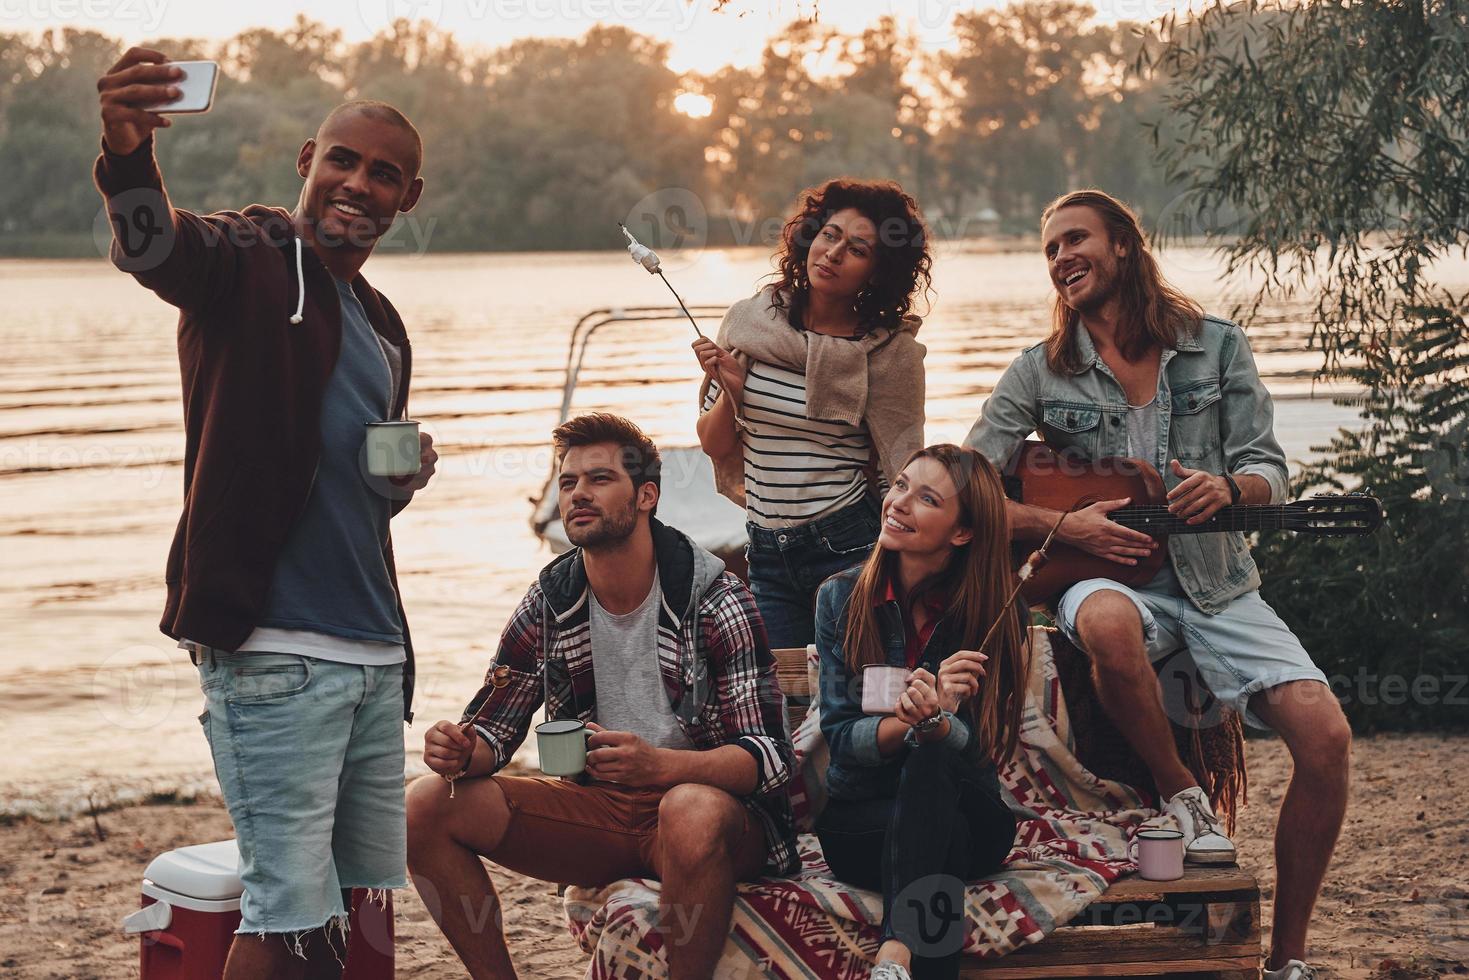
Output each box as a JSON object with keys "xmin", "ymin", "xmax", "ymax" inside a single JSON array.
[
  {"xmin": 5, "ymin": 0, "xmax": 1198, "ymax": 72},
  {"xmin": 673, "ymin": 91, "xmax": 714, "ymax": 117}
]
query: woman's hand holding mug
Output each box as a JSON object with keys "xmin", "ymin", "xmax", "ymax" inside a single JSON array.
[{"xmin": 895, "ymin": 668, "xmax": 942, "ymax": 727}]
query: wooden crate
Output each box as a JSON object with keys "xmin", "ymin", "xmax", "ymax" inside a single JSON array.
[{"xmin": 770, "ymin": 646, "xmax": 1262, "ymax": 980}]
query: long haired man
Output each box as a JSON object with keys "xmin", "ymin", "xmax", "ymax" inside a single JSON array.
[{"xmin": 969, "ymin": 190, "xmax": 1349, "ymax": 980}]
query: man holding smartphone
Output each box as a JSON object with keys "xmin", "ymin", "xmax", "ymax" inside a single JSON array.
[{"xmin": 95, "ymin": 47, "xmax": 434, "ymax": 979}]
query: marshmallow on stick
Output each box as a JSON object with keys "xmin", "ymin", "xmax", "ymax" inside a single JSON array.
[
  {"xmin": 618, "ymin": 223, "xmax": 704, "ymax": 337},
  {"xmin": 620, "ymin": 223, "xmax": 662, "ymax": 273}
]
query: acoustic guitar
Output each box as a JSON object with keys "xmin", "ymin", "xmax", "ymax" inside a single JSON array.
[{"xmin": 1004, "ymin": 442, "xmax": 1383, "ymax": 603}]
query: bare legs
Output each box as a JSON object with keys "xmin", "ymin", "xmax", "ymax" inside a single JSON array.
[
  {"xmin": 405, "ymin": 775, "xmax": 518, "ymax": 979},
  {"xmin": 223, "ymin": 927, "xmax": 345, "ymax": 980},
  {"xmin": 405, "ymin": 776, "xmax": 766, "ymax": 979},
  {"xmin": 1074, "ymin": 591, "xmax": 1197, "ymax": 798},
  {"xmin": 652, "ymin": 784, "xmax": 768, "ymax": 979},
  {"xmin": 1074, "ymin": 592, "xmax": 1352, "ymax": 969},
  {"xmin": 1250, "ymin": 681, "xmax": 1351, "ymax": 969}
]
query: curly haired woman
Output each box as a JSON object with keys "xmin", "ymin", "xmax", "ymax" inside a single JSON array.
[{"xmin": 695, "ymin": 178, "xmax": 932, "ymax": 648}]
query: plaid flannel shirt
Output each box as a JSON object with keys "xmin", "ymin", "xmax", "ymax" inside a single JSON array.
[{"xmin": 461, "ymin": 519, "xmax": 798, "ymax": 875}]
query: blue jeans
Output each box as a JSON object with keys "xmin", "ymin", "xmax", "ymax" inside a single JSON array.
[
  {"xmin": 746, "ymin": 498, "xmax": 880, "ymax": 649},
  {"xmin": 196, "ymin": 650, "xmax": 407, "ymax": 935},
  {"xmin": 816, "ymin": 743, "xmax": 1016, "ymax": 980}
]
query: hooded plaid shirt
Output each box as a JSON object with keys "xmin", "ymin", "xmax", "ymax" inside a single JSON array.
[{"xmin": 461, "ymin": 518, "xmax": 798, "ymax": 874}]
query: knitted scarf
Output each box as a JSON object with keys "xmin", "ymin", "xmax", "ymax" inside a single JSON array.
[{"xmin": 697, "ymin": 286, "xmax": 927, "ymax": 508}]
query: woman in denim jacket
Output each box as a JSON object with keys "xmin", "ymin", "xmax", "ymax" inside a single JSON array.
[
  {"xmin": 694, "ymin": 178, "xmax": 930, "ymax": 649},
  {"xmin": 814, "ymin": 444, "xmax": 1029, "ymax": 980}
]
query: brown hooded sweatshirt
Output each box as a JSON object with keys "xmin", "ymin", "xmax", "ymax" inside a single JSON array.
[{"xmin": 93, "ymin": 136, "xmax": 418, "ymax": 720}]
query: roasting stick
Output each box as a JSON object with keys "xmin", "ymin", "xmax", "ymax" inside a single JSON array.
[
  {"xmin": 618, "ymin": 223, "xmax": 706, "ymax": 339},
  {"xmin": 444, "ymin": 664, "xmax": 513, "ymax": 798},
  {"xmin": 975, "ymin": 508, "xmax": 1069, "ymax": 656}
]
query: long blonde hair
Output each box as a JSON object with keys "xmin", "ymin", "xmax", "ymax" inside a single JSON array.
[
  {"xmin": 1041, "ymin": 189, "xmax": 1202, "ymax": 374},
  {"xmin": 841, "ymin": 445, "xmax": 1029, "ymax": 762}
]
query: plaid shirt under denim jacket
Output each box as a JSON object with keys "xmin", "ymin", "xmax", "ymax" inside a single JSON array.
[
  {"xmin": 461, "ymin": 517, "xmax": 799, "ymax": 875},
  {"xmin": 967, "ymin": 315, "xmax": 1290, "ymax": 615}
]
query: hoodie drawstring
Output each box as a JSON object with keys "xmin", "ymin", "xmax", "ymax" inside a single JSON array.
[{"xmin": 288, "ymin": 236, "xmax": 305, "ymax": 324}]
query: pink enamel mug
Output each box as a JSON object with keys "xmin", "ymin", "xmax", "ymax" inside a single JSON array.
[{"xmin": 1135, "ymin": 828, "xmax": 1184, "ymax": 881}]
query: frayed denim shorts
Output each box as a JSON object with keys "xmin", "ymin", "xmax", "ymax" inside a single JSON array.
[
  {"xmin": 196, "ymin": 650, "xmax": 407, "ymax": 936},
  {"xmin": 1055, "ymin": 565, "xmax": 1329, "ymax": 731}
]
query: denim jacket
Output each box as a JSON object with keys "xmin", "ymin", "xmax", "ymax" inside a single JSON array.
[
  {"xmin": 966, "ymin": 316, "xmax": 1289, "ymax": 614},
  {"xmin": 815, "ymin": 567, "xmax": 978, "ymax": 801}
]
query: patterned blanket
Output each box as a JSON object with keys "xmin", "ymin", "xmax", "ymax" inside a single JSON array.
[{"xmin": 564, "ymin": 629, "xmax": 1158, "ymax": 978}]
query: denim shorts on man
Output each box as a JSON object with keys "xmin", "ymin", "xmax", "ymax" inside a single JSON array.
[
  {"xmin": 1055, "ymin": 565, "xmax": 1329, "ymax": 731},
  {"xmin": 196, "ymin": 650, "xmax": 407, "ymax": 935}
]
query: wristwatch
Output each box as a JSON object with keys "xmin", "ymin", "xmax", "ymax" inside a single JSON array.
[
  {"xmin": 913, "ymin": 712, "xmax": 945, "ymax": 735},
  {"xmin": 1223, "ymin": 473, "xmax": 1242, "ymax": 505}
]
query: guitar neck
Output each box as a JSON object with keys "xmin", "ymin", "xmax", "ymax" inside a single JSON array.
[{"xmin": 1111, "ymin": 504, "xmax": 1295, "ymax": 535}]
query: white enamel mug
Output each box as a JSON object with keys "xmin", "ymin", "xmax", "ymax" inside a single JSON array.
[
  {"xmin": 364, "ymin": 420, "xmax": 421, "ymax": 477},
  {"xmin": 860, "ymin": 664, "xmax": 909, "ymax": 716}
]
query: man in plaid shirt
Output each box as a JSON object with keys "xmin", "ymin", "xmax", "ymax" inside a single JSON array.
[{"xmin": 406, "ymin": 413, "xmax": 796, "ymax": 979}]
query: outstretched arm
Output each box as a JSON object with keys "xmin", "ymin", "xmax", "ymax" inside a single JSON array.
[{"xmin": 94, "ymin": 47, "xmax": 243, "ymax": 311}]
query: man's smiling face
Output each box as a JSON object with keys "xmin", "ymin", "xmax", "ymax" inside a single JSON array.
[
  {"xmin": 296, "ymin": 109, "xmax": 422, "ymax": 249},
  {"xmin": 1041, "ymin": 204, "xmax": 1127, "ymax": 314}
]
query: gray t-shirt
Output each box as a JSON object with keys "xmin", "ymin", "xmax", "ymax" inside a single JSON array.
[
  {"xmin": 1127, "ymin": 396, "xmax": 1160, "ymax": 469},
  {"xmin": 589, "ymin": 571, "xmax": 696, "ymax": 751}
]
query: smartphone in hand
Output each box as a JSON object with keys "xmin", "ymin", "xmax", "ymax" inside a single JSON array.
[{"xmin": 148, "ymin": 60, "xmax": 218, "ymax": 114}]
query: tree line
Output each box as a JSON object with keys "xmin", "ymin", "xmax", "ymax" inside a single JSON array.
[{"xmin": 0, "ymin": 4, "xmax": 1181, "ymax": 256}]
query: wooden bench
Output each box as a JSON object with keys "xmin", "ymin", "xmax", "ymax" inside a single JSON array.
[{"xmin": 772, "ymin": 646, "xmax": 1263, "ymax": 980}]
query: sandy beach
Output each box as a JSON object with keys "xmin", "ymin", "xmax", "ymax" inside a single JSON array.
[{"xmin": 2, "ymin": 734, "xmax": 1464, "ymax": 979}]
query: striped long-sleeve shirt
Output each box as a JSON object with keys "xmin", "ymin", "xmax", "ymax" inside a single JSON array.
[{"xmin": 704, "ymin": 360, "xmax": 874, "ymax": 528}]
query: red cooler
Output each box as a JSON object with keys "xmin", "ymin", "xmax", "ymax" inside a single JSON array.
[{"xmin": 122, "ymin": 839, "xmax": 395, "ymax": 979}]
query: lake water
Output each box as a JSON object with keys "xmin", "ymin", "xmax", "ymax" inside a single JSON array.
[{"xmin": 2, "ymin": 243, "xmax": 1448, "ymax": 816}]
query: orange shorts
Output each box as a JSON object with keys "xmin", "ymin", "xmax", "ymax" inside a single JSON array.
[{"xmin": 484, "ymin": 775, "xmax": 672, "ymax": 888}]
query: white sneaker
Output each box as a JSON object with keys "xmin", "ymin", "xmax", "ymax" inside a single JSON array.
[
  {"xmin": 1263, "ymin": 960, "xmax": 1319, "ymax": 980},
  {"xmin": 870, "ymin": 962, "xmax": 913, "ymax": 980},
  {"xmin": 1164, "ymin": 786, "xmax": 1237, "ymax": 864}
]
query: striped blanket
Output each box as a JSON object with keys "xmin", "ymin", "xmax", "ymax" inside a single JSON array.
[{"xmin": 564, "ymin": 629, "xmax": 1157, "ymax": 978}]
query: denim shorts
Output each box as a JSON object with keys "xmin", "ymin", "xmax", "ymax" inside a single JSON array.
[
  {"xmin": 746, "ymin": 497, "xmax": 881, "ymax": 649},
  {"xmin": 196, "ymin": 650, "xmax": 407, "ymax": 935},
  {"xmin": 1055, "ymin": 565, "xmax": 1329, "ymax": 731}
]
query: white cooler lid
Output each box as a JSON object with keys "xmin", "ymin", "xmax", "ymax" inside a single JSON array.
[{"xmin": 143, "ymin": 839, "xmax": 243, "ymax": 902}]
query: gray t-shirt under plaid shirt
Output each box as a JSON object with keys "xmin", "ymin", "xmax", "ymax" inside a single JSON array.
[
  {"xmin": 589, "ymin": 571, "xmax": 695, "ymax": 751},
  {"xmin": 704, "ymin": 360, "xmax": 872, "ymax": 529}
]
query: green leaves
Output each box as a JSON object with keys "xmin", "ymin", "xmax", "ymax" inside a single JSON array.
[{"xmin": 1150, "ymin": 0, "xmax": 1469, "ymax": 732}]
